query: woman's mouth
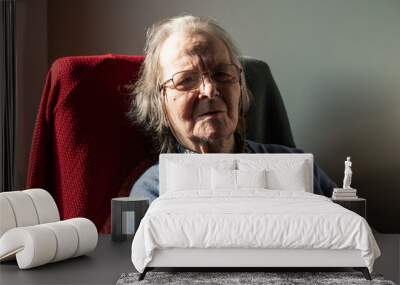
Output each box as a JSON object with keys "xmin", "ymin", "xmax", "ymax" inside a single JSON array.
[{"xmin": 198, "ymin": 111, "xmax": 222, "ymax": 118}]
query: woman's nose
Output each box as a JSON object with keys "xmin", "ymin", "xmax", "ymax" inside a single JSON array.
[{"xmin": 199, "ymin": 74, "xmax": 218, "ymax": 98}]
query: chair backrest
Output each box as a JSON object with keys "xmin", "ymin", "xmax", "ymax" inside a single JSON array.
[
  {"xmin": 241, "ymin": 57, "xmax": 295, "ymax": 147},
  {"xmin": 27, "ymin": 54, "xmax": 295, "ymax": 233}
]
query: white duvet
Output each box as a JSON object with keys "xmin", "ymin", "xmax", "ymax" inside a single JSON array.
[{"xmin": 131, "ymin": 190, "xmax": 380, "ymax": 273}]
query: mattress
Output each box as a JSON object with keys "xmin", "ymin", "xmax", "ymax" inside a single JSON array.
[{"xmin": 131, "ymin": 190, "xmax": 380, "ymax": 273}]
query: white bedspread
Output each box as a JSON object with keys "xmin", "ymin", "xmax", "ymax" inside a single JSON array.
[{"xmin": 131, "ymin": 190, "xmax": 380, "ymax": 273}]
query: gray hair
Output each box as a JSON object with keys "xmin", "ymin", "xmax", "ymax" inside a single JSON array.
[{"xmin": 128, "ymin": 15, "xmax": 251, "ymax": 153}]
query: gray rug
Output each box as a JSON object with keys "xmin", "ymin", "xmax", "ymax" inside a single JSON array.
[{"xmin": 116, "ymin": 271, "xmax": 396, "ymax": 285}]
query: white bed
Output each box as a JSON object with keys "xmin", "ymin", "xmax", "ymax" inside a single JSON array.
[{"xmin": 131, "ymin": 154, "xmax": 380, "ymax": 280}]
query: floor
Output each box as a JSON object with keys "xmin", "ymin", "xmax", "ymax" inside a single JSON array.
[
  {"xmin": 373, "ymin": 232, "xmax": 400, "ymax": 284},
  {"xmin": 0, "ymin": 233, "xmax": 398, "ymax": 284},
  {"xmin": 0, "ymin": 235, "xmax": 134, "ymax": 285}
]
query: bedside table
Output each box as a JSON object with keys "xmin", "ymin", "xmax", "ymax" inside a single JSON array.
[
  {"xmin": 331, "ymin": 198, "xmax": 366, "ymax": 219},
  {"xmin": 111, "ymin": 197, "xmax": 149, "ymax": 241}
]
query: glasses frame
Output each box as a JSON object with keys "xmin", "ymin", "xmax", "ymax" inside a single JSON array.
[{"xmin": 159, "ymin": 63, "xmax": 242, "ymax": 92}]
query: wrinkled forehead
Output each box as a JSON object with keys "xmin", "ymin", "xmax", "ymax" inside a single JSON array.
[{"xmin": 159, "ymin": 31, "xmax": 232, "ymax": 79}]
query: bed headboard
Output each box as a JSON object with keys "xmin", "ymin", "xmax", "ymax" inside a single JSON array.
[{"xmin": 159, "ymin": 153, "xmax": 314, "ymax": 195}]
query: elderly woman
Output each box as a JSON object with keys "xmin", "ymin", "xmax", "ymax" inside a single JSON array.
[{"xmin": 129, "ymin": 15, "xmax": 335, "ymax": 202}]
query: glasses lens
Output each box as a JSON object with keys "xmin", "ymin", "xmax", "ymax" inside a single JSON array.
[
  {"xmin": 172, "ymin": 71, "xmax": 201, "ymax": 91},
  {"xmin": 212, "ymin": 65, "xmax": 240, "ymax": 83},
  {"xmin": 171, "ymin": 64, "xmax": 240, "ymax": 91}
]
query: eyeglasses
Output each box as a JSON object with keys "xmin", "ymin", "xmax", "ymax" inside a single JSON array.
[{"xmin": 159, "ymin": 63, "xmax": 242, "ymax": 92}]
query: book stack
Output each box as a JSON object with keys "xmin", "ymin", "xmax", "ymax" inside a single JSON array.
[{"xmin": 332, "ymin": 188, "xmax": 358, "ymax": 200}]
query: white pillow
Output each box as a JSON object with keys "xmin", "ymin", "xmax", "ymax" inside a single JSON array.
[
  {"xmin": 211, "ymin": 168, "xmax": 267, "ymax": 190},
  {"xmin": 266, "ymin": 165, "xmax": 307, "ymax": 191},
  {"xmin": 167, "ymin": 162, "xmax": 211, "ymax": 191},
  {"xmin": 165, "ymin": 159, "xmax": 236, "ymax": 193},
  {"xmin": 237, "ymin": 169, "xmax": 267, "ymax": 188},
  {"xmin": 211, "ymin": 168, "xmax": 236, "ymax": 190},
  {"xmin": 238, "ymin": 159, "xmax": 308, "ymax": 192}
]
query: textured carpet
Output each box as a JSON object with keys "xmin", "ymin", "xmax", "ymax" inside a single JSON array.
[{"xmin": 116, "ymin": 271, "xmax": 396, "ymax": 285}]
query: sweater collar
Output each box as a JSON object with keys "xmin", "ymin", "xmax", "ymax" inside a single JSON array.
[{"xmin": 176, "ymin": 133, "xmax": 251, "ymax": 154}]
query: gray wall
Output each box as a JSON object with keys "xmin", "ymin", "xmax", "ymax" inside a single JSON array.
[
  {"xmin": 15, "ymin": 0, "xmax": 48, "ymax": 190},
  {"xmin": 19, "ymin": 0, "xmax": 399, "ymax": 232}
]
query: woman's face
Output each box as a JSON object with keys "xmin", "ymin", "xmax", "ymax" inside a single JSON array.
[{"xmin": 159, "ymin": 31, "xmax": 241, "ymax": 148}]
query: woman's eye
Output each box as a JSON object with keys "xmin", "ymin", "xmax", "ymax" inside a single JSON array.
[
  {"xmin": 181, "ymin": 76, "xmax": 196, "ymax": 84},
  {"xmin": 176, "ymin": 74, "xmax": 198, "ymax": 88},
  {"xmin": 213, "ymin": 71, "xmax": 233, "ymax": 82}
]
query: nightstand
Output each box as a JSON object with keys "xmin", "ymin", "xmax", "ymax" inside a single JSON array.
[
  {"xmin": 111, "ymin": 197, "xmax": 149, "ymax": 241},
  {"xmin": 331, "ymin": 198, "xmax": 366, "ymax": 219}
]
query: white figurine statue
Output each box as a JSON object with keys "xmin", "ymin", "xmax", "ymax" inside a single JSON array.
[{"xmin": 342, "ymin": 156, "xmax": 353, "ymax": 189}]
